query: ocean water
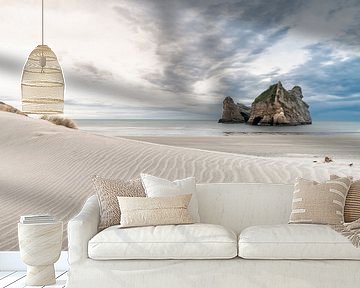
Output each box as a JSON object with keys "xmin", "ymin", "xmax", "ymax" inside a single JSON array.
[{"xmin": 75, "ymin": 120, "xmax": 360, "ymax": 137}]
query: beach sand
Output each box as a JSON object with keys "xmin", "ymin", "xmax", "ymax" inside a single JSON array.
[
  {"xmin": 0, "ymin": 112, "xmax": 359, "ymax": 250},
  {"xmin": 125, "ymin": 135, "xmax": 360, "ymax": 162}
]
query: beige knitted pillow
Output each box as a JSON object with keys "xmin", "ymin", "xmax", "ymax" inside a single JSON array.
[
  {"xmin": 91, "ymin": 176, "xmax": 146, "ymax": 230},
  {"xmin": 118, "ymin": 194, "xmax": 193, "ymax": 228},
  {"xmin": 330, "ymin": 175, "xmax": 360, "ymax": 223},
  {"xmin": 289, "ymin": 177, "xmax": 351, "ymax": 225}
]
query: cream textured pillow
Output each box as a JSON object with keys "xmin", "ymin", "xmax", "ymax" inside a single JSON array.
[
  {"xmin": 140, "ymin": 174, "xmax": 200, "ymax": 222},
  {"xmin": 118, "ymin": 194, "xmax": 193, "ymax": 228},
  {"xmin": 91, "ymin": 176, "xmax": 146, "ymax": 230},
  {"xmin": 330, "ymin": 175, "xmax": 360, "ymax": 223},
  {"xmin": 289, "ymin": 177, "xmax": 351, "ymax": 225}
]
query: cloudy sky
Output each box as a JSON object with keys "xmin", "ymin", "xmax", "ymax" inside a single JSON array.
[{"xmin": 0, "ymin": 0, "xmax": 359, "ymax": 120}]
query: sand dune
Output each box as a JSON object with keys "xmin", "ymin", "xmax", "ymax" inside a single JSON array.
[{"xmin": 0, "ymin": 112, "xmax": 359, "ymax": 250}]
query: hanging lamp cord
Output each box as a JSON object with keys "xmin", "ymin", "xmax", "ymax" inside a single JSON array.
[{"xmin": 42, "ymin": 0, "xmax": 44, "ymax": 45}]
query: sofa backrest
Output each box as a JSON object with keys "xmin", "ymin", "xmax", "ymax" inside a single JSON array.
[{"xmin": 196, "ymin": 183, "xmax": 293, "ymax": 233}]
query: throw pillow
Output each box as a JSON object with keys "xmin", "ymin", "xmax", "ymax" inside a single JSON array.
[
  {"xmin": 91, "ymin": 176, "xmax": 146, "ymax": 230},
  {"xmin": 118, "ymin": 194, "xmax": 193, "ymax": 228},
  {"xmin": 140, "ymin": 173, "xmax": 200, "ymax": 222},
  {"xmin": 289, "ymin": 177, "xmax": 351, "ymax": 225},
  {"xmin": 330, "ymin": 175, "xmax": 360, "ymax": 223}
]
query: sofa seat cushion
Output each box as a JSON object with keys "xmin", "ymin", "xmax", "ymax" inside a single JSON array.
[
  {"xmin": 88, "ymin": 223, "xmax": 237, "ymax": 260},
  {"xmin": 238, "ymin": 224, "xmax": 360, "ymax": 260}
]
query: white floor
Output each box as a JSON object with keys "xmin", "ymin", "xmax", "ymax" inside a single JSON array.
[
  {"xmin": 0, "ymin": 271, "xmax": 67, "ymax": 288},
  {"xmin": 0, "ymin": 251, "xmax": 69, "ymax": 288}
]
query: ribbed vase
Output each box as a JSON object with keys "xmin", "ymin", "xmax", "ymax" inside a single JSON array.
[
  {"xmin": 21, "ymin": 45, "xmax": 64, "ymax": 114},
  {"xmin": 18, "ymin": 222, "xmax": 63, "ymax": 286}
]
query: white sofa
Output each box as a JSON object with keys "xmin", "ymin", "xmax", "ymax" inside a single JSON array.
[{"xmin": 66, "ymin": 183, "xmax": 360, "ymax": 288}]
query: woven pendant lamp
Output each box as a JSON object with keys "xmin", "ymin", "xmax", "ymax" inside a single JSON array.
[{"xmin": 21, "ymin": 0, "xmax": 64, "ymax": 114}]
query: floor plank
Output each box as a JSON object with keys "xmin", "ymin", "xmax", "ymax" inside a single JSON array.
[
  {"xmin": 0, "ymin": 271, "xmax": 26, "ymax": 288},
  {"xmin": 0, "ymin": 271, "xmax": 67, "ymax": 288},
  {"xmin": 42, "ymin": 272, "xmax": 67, "ymax": 288},
  {"xmin": 0, "ymin": 273, "xmax": 15, "ymax": 281}
]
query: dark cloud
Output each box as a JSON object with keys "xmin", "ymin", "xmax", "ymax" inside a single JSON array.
[
  {"xmin": 73, "ymin": 62, "xmax": 113, "ymax": 81},
  {"xmin": 135, "ymin": 0, "xmax": 300, "ymax": 95},
  {"xmin": 338, "ymin": 26, "xmax": 360, "ymax": 49}
]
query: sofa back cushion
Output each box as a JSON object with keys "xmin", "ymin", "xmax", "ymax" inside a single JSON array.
[{"xmin": 195, "ymin": 183, "xmax": 293, "ymax": 234}]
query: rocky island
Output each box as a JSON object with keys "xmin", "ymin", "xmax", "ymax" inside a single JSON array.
[
  {"xmin": 218, "ymin": 96, "xmax": 251, "ymax": 123},
  {"xmin": 219, "ymin": 81, "xmax": 312, "ymax": 126}
]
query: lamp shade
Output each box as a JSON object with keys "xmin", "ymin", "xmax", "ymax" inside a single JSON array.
[{"xmin": 21, "ymin": 45, "xmax": 64, "ymax": 114}]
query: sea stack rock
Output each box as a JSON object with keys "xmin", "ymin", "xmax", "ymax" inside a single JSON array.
[
  {"xmin": 218, "ymin": 96, "xmax": 251, "ymax": 123},
  {"xmin": 247, "ymin": 82, "xmax": 312, "ymax": 126}
]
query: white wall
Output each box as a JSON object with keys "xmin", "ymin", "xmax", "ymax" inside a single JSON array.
[{"xmin": 0, "ymin": 251, "xmax": 69, "ymax": 270}]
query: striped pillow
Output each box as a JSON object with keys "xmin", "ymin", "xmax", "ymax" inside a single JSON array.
[
  {"xmin": 289, "ymin": 177, "xmax": 351, "ymax": 225},
  {"xmin": 330, "ymin": 175, "xmax": 360, "ymax": 223},
  {"xmin": 118, "ymin": 194, "xmax": 193, "ymax": 228}
]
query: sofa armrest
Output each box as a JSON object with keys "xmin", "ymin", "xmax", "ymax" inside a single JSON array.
[{"xmin": 67, "ymin": 195, "xmax": 100, "ymax": 264}]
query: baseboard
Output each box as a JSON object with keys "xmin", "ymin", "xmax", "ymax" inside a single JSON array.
[{"xmin": 0, "ymin": 251, "xmax": 69, "ymax": 270}]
